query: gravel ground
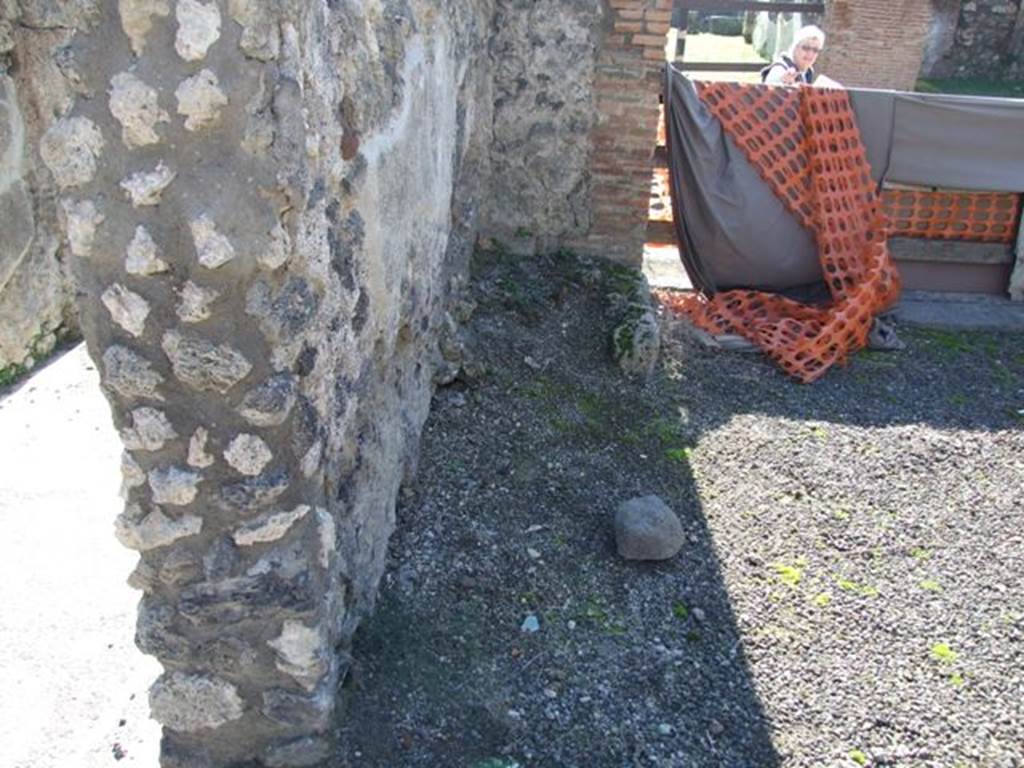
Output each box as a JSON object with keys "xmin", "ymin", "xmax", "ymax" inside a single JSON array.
[{"xmin": 335, "ymin": 248, "xmax": 1024, "ymax": 768}]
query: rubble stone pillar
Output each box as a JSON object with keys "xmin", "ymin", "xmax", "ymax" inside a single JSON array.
[{"xmin": 39, "ymin": 1, "xmax": 491, "ymax": 765}]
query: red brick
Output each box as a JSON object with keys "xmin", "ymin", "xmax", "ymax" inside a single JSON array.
[{"xmin": 632, "ymin": 34, "xmax": 668, "ymax": 48}]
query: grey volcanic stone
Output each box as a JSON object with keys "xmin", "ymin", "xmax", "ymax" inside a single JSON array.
[
  {"xmin": 219, "ymin": 469, "xmax": 289, "ymax": 512},
  {"xmin": 175, "ymin": 69, "xmax": 228, "ymax": 131},
  {"xmin": 137, "ymin": 596, "xmax": 263, "ymax": 676},
  {"xmin": 162, "ymin": 330, "xmax": 253, "ymax": 393},
  {"xmin": 115, "ymin": 504, "xmax": 202, "ymax": 551},
  {"xmin": 119, "ymin": 0, "xmax": 171, "ymax": 56},
  {"xmin": 189, "ymin": 213, "xmax": 235, "ymax": 268},
  {"xmin": 246, "ymin": 277, "xmax": 320, "ymax": 344},
  {"xmin": 202, "ymin": 535, "xmax": 240, "ymax": 581},
  {"xmin": 102, "ymin": 345, "xmax": 165, "ymax": 401},
  {"xmin": 149, "ymin": 671, "xmax": 245, "ymax": 732},
  {"xmin": 179, "ymin": 571, "xmax": 315, "ymax": 625},
  {"xmin": 39, "ymin": 116, "xmax": 104, "ymax": 189},
  {"xmin": 121, "ymin": 407, "xmax": 176, "ymax": 451},
  {"xmin": 108, "ymin": 72, "xmax": 169, "ymax": 147},
  {"xmin": 177, "ymin": 281, "xmax": 218, "ymax": 323},
  {"xmin": 157, "ymin": 547, "xmax": 203, "ymax": 587},
  {"xmin": 121, "ymin": 163, "xmax": 176, "ymax": 208},
  {"xmin": 101, "ymin": 283, "xmax": 151, "ymax": 337},
  {"xmin": 136, "ymin": 597, "xmax": 192, "ymax": 662},
  {"xmin": 614, "ymin": 495, "xmax": 685, "ymax": 561},
  {"xmin": 60, "ymin": 198, "xmax": 102, "ymax": 258},
  {"xmin": 233, "ymin": 505, "xmax": 309, "ymax": 547},
  {"xmin": 238, "ymin": 373, "xmax": 297, "ymax": 426},
  {"xmin": 268, "ymin": 619, "xmax": 328, "ymax": 692},
  {"xmin": 223, "ymin": 433, "xmax": 273, "ymax": 476},
  {"xmin": 125, "ymin": 226, "xmax": 169, "ymax": 275},
  {"xmin": 261, "ymin": 687, "xmax": 332, "ymax": 730},
  {"xmin": 148, "ymin": 465, "xmax": 202, "ymax": 506},
  {"xmin": 175, "ymin": 0, "xmax": 221, "ymax": 62}
]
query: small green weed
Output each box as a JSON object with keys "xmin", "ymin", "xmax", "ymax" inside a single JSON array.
[
  {"xmin": 651, "ymin": 417, "xmax": 686, "ymax": 445},
  {"xmin": 918, "ymin": 579, "xmax": 942, "ymax": 593},
  {"xmin": 665, "ymin": 447, "xmax": 693, "ymax": 463},
  {"xmin": 523, "ymin": 377, "xmax": 559, "ymax": 399},
  {"xmin": 834, "ymin": 576, "xmax": 879, "ymax": 597},
  {"xmin": 813, "ymin": 593, "xmax": 832, "ymax": 607},
  {"xmin": 858, "ymin": 349, "xmax": 898, "ymax": 368},
  {"xmin": 930, "ymin": 642, "xmax": 958, "ymax": 664},
  {"xmin": 848, "ymin": 749, "xmax": 869, "ymax": 766},
  {"xmin": 950, "ymin": 672, "xmax": 965, "ymax": 688},
  {"xmin": 909, "ymin": 547, "xmax": 931, "ymax": 561},
  {"xmin": 808, "ymin": 425, "xmax": 828, "ymax": 441},
  {"xmin": 672, "ymin": 600, "xmax": 689, "ymax": 619},
  {"xmin": 773, "ymin": 561, "xmax": 805, "ymax": 587},
  {"xmin": 917, "ymin": 328, "xmax": 971, "ymax": 357}
]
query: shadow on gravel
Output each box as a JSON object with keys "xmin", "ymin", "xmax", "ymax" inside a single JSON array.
[
  {"xmin": 334, "ymin": 249, "xmax": 1023, "ymax": 767},
  {"xmin": 333, "ymin": 250, "xmax": 790, "ymax": 767}
]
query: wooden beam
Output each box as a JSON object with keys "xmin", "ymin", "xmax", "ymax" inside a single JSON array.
[
  {"xmin": 888, "ymin": 237, "xmax": 1015, "ymax": 266},
  {"xmin": 675, "ymin": 1, "xmax": 825, "ymax": 14},
  {"xmin": 674, "ymin": 61, "xmax": 765, "ymax": 72}
]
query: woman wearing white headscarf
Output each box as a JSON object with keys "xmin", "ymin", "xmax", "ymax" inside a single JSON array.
[{"xmin": 762, "ymin": 25, "xmax": 826, "ymax": 86}]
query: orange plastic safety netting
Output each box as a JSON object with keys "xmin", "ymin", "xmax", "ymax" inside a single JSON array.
[
  {"xmin": 658, "ymin": 82, "xmax": 902, "ymax": 383},
  {"xmin": 882, "ymin": 187, "xmax": 1021, "ymax": 244}
]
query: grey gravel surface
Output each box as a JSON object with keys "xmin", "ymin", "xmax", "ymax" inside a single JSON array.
[{"xmin": 336, "ymin": 249, "xmax": 1024, "ymax": 768}]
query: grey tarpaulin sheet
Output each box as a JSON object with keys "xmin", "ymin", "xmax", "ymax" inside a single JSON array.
[
  {"xmin": 665, "ymin": 65, "xmax": 1024, "ymax": 294},
  {"xmin": 886, "ymin": 92, "xmax": 1024, "ymax": 191},
  {"xmin": 663, "ymin": 67, "xmax": 819, "ymax": 292}
]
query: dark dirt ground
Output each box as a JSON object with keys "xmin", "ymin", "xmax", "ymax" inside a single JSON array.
[{"xmin": 333, "ymin": 248, "xmax": 1023, "ymax": 768}]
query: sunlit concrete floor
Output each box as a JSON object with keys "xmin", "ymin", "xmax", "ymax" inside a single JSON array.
[{"xmin": 0, "ymin": 343, "xmax": 161, "ymax": 768}]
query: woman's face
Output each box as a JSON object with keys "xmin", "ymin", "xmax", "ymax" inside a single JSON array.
[{"xmin": 793, "ymin": 37, "xmax": 823, "ymax": 72}]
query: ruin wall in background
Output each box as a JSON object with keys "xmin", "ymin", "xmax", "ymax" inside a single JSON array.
[
  {"xmin": 818, "ymin": 0, "xmax": 933, "ymax": 91},
  {"xmin": 922, "ymin": 0, "xmax": 1024, "ymax": 81}
]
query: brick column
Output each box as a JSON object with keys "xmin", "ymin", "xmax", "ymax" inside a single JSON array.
[
  {"xmin": 818, "ymin": 0, "xmax": 933, "ymax": 91},
  {"xmin": 568, "ymin": 0, "xmax": 671, "ymax": 264}
]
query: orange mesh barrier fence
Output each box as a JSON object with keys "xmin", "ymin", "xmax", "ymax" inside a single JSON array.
[
  {"xmin": 658, "ymin": 82, "xmax": 901, "ymax": 383},
  {"xmin": 882, "ymin": 188, "xmax": 1021, "ymax": 244}
]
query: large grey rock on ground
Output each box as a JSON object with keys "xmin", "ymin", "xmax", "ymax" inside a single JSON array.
[{"xmin": 614, "ymin": 495, "xmax": 685, "ymax": 561}]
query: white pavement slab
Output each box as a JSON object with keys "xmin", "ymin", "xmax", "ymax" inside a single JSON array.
[{"xmin": 0, "ymin": 343, "xmax": 161, "ymax": 768}]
